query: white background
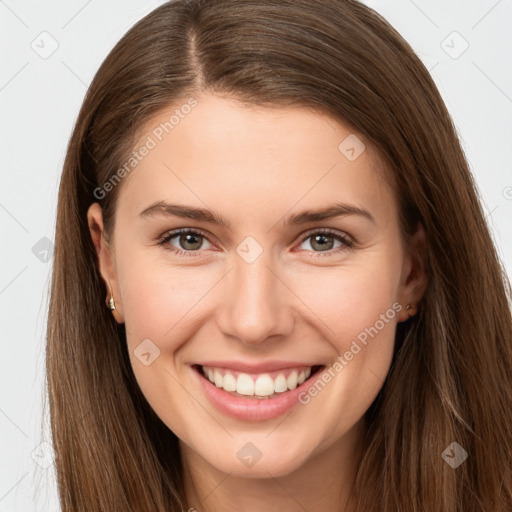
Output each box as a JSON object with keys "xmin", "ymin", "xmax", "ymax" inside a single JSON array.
[{"xmin": 1, "ymin": 1, "xmax": 511, "ymax": 510}]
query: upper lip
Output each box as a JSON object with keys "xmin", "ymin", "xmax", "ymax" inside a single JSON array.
[{"xmin": 195, "ymin": 360, "xmax": 323, "ymax": 374}]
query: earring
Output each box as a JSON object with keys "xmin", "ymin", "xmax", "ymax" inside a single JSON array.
[
  {"xmin": 405, "ymin": 303, "xmax": 416, "ymax": 317},
  {"xmin": 107, "ymin": 296, "xmax": 116, "ymax": 311},
  {"xmin": 105, "ymin": 282, "xmax": 116, "ymax": 311}
]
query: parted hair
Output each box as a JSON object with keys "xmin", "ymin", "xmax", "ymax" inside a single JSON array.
[{"xmin": 46, "ymin": 0, "xmax": 512, "ymax": 510}]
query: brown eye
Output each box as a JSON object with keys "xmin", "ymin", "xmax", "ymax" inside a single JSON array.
[
  {"xmin": 298, "ymin": 229, "xmax": 352, "ymax": 255},
  {"xmin": 159, "ymin": 229, "xmax": 213, "ymax": 255},
  {"xmin": 309, "ymin": 233, "xmax": 336, "ymax": 251},
  {"xmin": 176, "ymin": 232, "xmax": 203, "ymax": 251}
]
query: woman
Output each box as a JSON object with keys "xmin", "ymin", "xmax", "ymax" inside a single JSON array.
[{"xmin": 46, "ymin": 0, "xmax": 512, "ymax": 510}]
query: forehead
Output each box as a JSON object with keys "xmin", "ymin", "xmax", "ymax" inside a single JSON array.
[{"xmin": 116, "ymin": 94, "xmax": 396, "ymax": 227}]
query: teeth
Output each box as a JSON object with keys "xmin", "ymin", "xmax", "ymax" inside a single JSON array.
[
  {"xmin": 222, "ymin": 372, "xmax": 237, "ymax": 392},
  {"xmin": 274, "ymin": 374, "xmax": 288, "ymax": 393},
  {"xmin": 254, "ymin": 375, "xmax": 274, "ymax": 396},
  {"xmin": 213, "ymin": 369, "xmax": 223, "ymax": 388},
  {"xmin": 201, "ymin": 365, "xmax": 315, "ymax": 397},
  {"xmin": 286, "ymin": 370, "xmax": 298, "ymax": 390},
  {"xmin": 236, "ymin": 373, "xmax": 254, "ymax": 395}
]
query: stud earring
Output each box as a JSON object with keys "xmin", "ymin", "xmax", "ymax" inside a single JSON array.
[
  {"xmin": 405, "ymin": 303, "xmax": 417, "ymax": 317},
  {"xmin": 107, "ymin": 295, "xmax": 116, "ymax": 311},
  {"xmin": 105, "ymin": 282, "xmax": 116, "ymax": 311}
]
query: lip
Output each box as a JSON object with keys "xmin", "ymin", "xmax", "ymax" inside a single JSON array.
[
  {"xmin": 195, "ymin": 360, "xmax": 321, "ymax": 374},
  {"xmin": 191, "ymin": 363, "xmax": 325, "ymax": 421}
]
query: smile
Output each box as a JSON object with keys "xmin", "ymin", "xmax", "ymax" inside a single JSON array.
[
  {"xmin": 192, "ymin": 363, "xmax": 326, "ymax": 421},
  {"xmin": 200, "ymin": 365, "xmax": 319, "ymax": 398}
]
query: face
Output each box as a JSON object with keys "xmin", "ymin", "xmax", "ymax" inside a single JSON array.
[{"xmin": 88, "ymin": 93, "xmax": 426, "ymax": 479}]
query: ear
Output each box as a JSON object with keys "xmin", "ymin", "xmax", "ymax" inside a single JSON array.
[
  {"xmin": 87, "ymin": 203, "xmax": 124, "ymax": 323},
  {"xmin": 397, "ymin": 221, "xmax": 428, "ymax": 322}
]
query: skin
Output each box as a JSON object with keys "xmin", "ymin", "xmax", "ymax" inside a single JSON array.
[{"xmin": 88, "ymin": 93, "xmax": 427, "ymax": 512}]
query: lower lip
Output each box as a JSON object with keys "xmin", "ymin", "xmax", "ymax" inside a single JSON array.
[{"xmin": 192, "ymin": 365, "xmax": 324, "ymax": 421}]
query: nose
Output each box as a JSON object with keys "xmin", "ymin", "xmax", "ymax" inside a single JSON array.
[{"xmin": 216, "ymin": 252, "xmax": 295, "ymax": 346}]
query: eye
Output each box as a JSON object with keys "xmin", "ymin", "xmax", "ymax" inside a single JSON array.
[
  {"xmin": 157, "ymin": 227, "xmax": 353, "ymax": 257},
  {"xmin": 158, "ymin": 228, "xmax": 213, "ymax": 256},
  {"xmin": 297, "ymin": 228, "xmax": 353, "ymax": 256}
]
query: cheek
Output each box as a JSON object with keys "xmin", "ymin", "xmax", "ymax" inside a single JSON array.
[
  {"xmin": 287, "ymin": 253, "xmax": 402, "ymax": 399},
  {"xmin": 115, "ymin": 253, "xmax": 201, "ymax": 436},
  {"xmin": 289, "ymin": 254, "xmax": 402, "ymax": 339},
  {"xmin": 116, "ymin": 251, "xmax": 208, "ymax": 346},
  {"xmin": 293, "ymin": 267, "xmax": 400, "ymax": 435}
]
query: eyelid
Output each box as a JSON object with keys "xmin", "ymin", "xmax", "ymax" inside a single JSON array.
[
  {"xmin": 298, "ymin": 227, "xmax": 352, "ymax": 243},
  {"xmin": 158, "ymin": 226, "xmax": 353, "ymax": 255},
  {"xmin": 158, "ymin": 227, "xmax": 217, "ymax": 251}
]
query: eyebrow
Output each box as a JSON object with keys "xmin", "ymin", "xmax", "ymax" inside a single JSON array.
[{"xmin": 139, "ymin": 201, "xmax": 375, "ymax": 228}]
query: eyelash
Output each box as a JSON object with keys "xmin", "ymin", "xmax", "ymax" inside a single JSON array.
[{"xmin": 157, "ymin": 227, "xmax": 353, "ymax": 258}]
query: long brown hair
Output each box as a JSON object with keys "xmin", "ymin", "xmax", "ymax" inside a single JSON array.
[{"xmin": 46, "ymin": 0, "xmax": 512, "ymax": 510}]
